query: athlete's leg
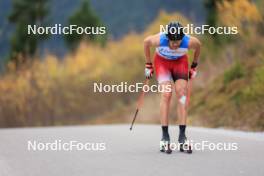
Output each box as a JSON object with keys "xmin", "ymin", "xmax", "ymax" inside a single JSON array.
[
  {"xmin": 154, "ymin": 53, "xmax": 173, "ymax": 143},
  {"xmin": 175, "ymin": 79, "xmax": 188, "ymax": 125},
  {"xmin": 159, "ymin": 81, "xmax": 173, "ymax": 153},
  {"xmin": 171, "ymin": 56, "xmax": 190, "ymax": 146},
  {"xmin": 159, "ymin": 81, "xmax": 173, "ymax": 127}
]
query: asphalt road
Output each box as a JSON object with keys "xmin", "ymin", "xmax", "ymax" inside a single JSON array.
[{"xmin": 0, "ymin": 125, "xmax": 263, "ymax": 176}]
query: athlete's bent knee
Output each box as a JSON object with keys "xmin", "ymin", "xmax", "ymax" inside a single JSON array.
[
  {"xmin": 176, "ymin": 88, "xmax": 187, "ymax": 105},
  {"xmin": 178, "ymin": 95, "xmax": 187, "ymax": 105}
]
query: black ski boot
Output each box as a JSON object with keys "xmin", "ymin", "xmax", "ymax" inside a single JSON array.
[
  {"xmin": 160, "ymin": 126, "xmax": 172, "ymax": 154},
  {"xmin": 160, "ymin": 137, "xmax": 172, "ymax": 154},
  {"xmin": 178, "ymin": 134, "xmax": 192, "ymax": 154}
]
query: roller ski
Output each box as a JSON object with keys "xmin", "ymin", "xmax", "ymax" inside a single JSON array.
[{"xmin": 178, "ymin": 133, "xmax": 192, "ymax": 154}]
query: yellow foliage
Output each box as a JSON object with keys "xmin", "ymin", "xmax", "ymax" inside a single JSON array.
[{"xmin": 217, "ymin": 0, "xmax": 262, "ymax": 28}]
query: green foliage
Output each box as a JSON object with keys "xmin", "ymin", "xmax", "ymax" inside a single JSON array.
[
  {"xmin": 8, "ymin": 0, "xmax": 50, "ymax": 65},
  {"xmin": 64, "ymin": 0, "xmax": 107, "ymax": 50},
  {"xmin": 243, "ymin": 65, "xmax": 264, "ymax": 99},
  {"xmin": 253, "ymin": 66, "xmax": 264, "ymax": 85},
  {"xmin": 230, "ymin": 91, "xmax": 243, "ymax": 107},
  {"xmin": 224, "ymin": 62, "xmax": 245, "ymax": 85}
]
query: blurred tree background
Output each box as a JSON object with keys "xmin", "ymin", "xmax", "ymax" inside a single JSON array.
[
  {"xmin": 64, "ymin": 0, "xmax": 107, "ymax": 50},
  {"xmin": 0, "ymin": 0, "xmax": 206, "ymax": 61},
  {"xmin": 0, "ymin": 0, "xmax": 263, "ymax": 131},
  {"xmin": 8, "ymin": 0, "xmax": 50, "ymax": 66}
]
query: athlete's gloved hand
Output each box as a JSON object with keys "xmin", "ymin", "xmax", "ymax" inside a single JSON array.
[
  {"xmin": 189, "ymin": 62, "xmax": 198, "ymax": 79},
  {"xmin": 145, "ymin": 62, "xmax": 154, "ymax": 79}
]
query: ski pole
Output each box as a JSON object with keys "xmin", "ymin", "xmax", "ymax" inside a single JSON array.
[
  {"xmin": 129, "ymin": 79, "xmax": 149, "ymax": 131},
  {"xmin": 187, "ymin": 69, "xmax": 195, "ymax": 108},
  {"xmin": 186, "ymin": 77, "xmax": 193, "ymax": 108}
]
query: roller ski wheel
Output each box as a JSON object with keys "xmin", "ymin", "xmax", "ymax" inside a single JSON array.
[{"xmin": 160, "ymin": 140, "xmax": 172, "ymax": 154}]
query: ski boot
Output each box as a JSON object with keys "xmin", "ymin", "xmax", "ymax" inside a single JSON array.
[
  {"xmin": 160, "ymin": 137, "xmax": 172, "ymax": 154},
  {"xmin": 178, "ymin": 134, "xmax": 192, "ymax": 154}
]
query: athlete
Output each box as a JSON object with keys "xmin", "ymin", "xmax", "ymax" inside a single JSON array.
[{"xmin": 143, "ymin": 22, "xmax": 201, "ymax": 154}]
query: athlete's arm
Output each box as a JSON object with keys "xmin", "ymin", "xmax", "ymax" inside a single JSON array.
[
  {"xmin": 143, "ymin": 33, "xmax": 160, "ymax": 63},
  {"xmin": 188, "ymin": 36, "xmax": 201, "ymax": 65},
  {"xmin": 188, "ymin": 36, "xmax": 201, "ymax": 79}
]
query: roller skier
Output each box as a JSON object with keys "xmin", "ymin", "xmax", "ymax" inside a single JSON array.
[{"xmin": 143, "ymin": 22, "xmax": 201, "ymax": 154}]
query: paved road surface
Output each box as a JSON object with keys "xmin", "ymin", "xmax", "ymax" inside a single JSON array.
[{"xmin": 0, "ymin": 125, "xmax": 263, "ymax": 176}]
